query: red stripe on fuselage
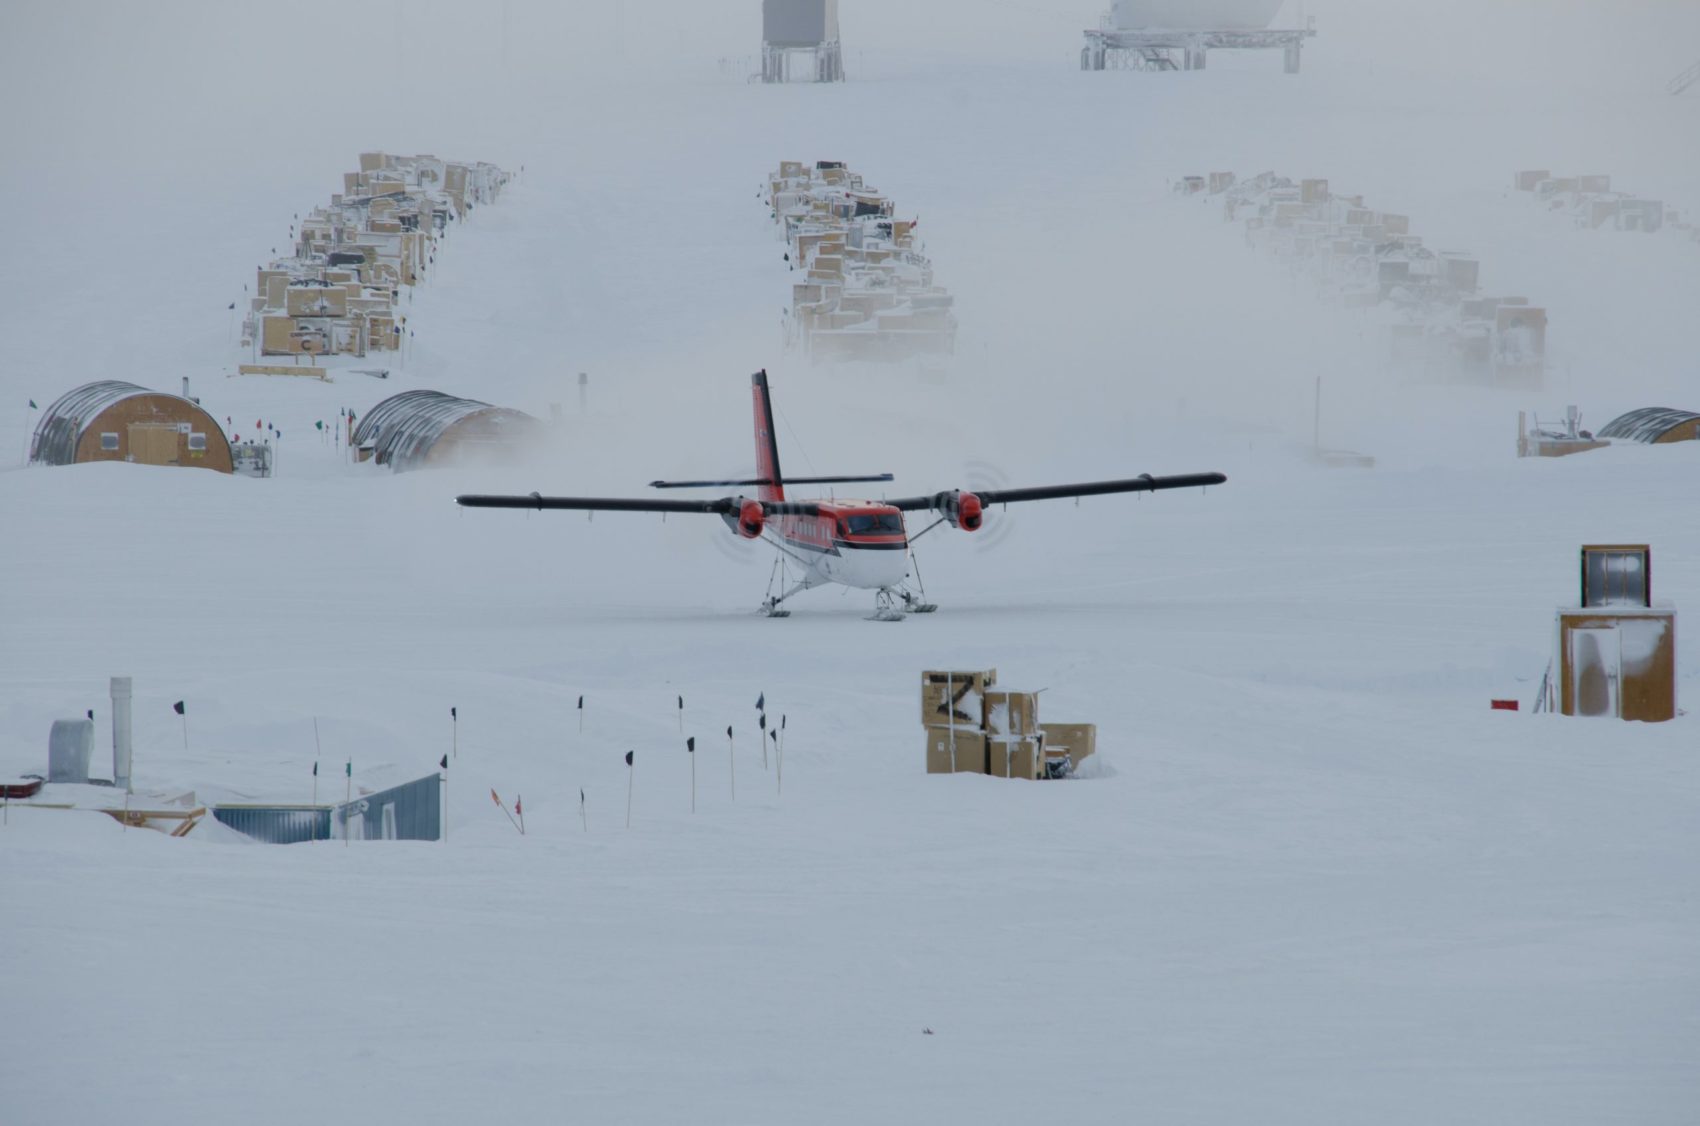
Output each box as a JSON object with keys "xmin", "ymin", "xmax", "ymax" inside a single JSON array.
[{"xmin": 777, "ymin": 503, "xmax": 907, "ymax": 555}]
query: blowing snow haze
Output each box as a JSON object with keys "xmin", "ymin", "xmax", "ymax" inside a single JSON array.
[{"xmin": 2, "ymin": 2, "xmax": 1699, "ymax": 1124}]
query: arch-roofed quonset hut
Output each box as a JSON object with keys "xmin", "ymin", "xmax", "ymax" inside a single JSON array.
[
  {"xmin": 1597, "ymin": 407, "xmax": 1700, "ymax": 445},
  {"xmin": 353, "ymin": 389, "xmax": 545, "ymax": 471},
  {"xmin": 30, "ymin": 381, "xmax": 233, "ymax": 472}
]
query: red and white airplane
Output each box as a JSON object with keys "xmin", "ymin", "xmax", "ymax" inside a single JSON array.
[{"xmin": 457, "ymin": 370, "xmax": 1226, "ymax": 619}]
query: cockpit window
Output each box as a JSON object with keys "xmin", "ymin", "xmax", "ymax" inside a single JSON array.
[{"xmin": 844, "ymin": 513, "xmax": 904, "ymax": 536}]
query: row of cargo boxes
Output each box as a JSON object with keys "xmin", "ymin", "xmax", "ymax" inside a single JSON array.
[
  {"xmin": 1514, "ymin": 170, "xmax": 1694, "ymax": 240},
  {"xmin": 1182, "ymin": 169, "xmax": 1546, "ymax": 387},
  {"xmin": 920, "ymin": 669, "xmax": 1096, "ymax": 780},
  {"xmin": 242, "ymin": 151, "xmax": 510, "ymax": 359},
  {"xmin": 770, "ymin": 159, "xmax": 957, "ymax": 363}
]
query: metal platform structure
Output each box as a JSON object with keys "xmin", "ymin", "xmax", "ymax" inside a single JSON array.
[
  {"xmin": 761, "ymin": 0, "xmax": 845, "ymax": 83},
  {"xmin": 1082, "ymin": 19, "xmax": 1317, "ymax": 73},
  {"xmin": 761, "ymin": 40, "xmax": 844, "ymax": 83}
]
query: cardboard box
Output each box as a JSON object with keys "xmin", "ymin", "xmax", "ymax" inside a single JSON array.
[
  {"xmin": 987, "ymin": 735, "xmax": 1044, "ymax": 780},
  {"xmin": 983, "ymin": 690, "xmax": 1038, "ymax": 737},
  {"xmin": 922, "ymin": 683, "xmax": 982, "ymax": 727},
  {"xmin": 286, "ymin": 286, "xmax": 349, "ymax": 317},
  {"xmin": 926, "ymin": 728, "xmax": 986, "ymax": 774},
  {"xmin": 921, "ymin": 669, "xmax": 996, "ymax": 690},
  {"xmin": 921, "ymin": 669, "xmax": 995, "ymax": 726},
  {"xmin": 1040, "ymin": 723, "xmax": 1097, "ymax": 768}
]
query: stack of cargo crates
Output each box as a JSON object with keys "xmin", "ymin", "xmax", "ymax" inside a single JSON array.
[{"xmin": 921, "ymin": 669, "xmax": 1097, "ymax": 779}]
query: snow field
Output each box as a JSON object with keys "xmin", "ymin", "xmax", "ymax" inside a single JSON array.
[{"xmin": 3, "ymin": 7, "xmax": 1699, "ymax": 1122}]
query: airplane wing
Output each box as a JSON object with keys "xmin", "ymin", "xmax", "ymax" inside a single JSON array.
[
  {"xmin": 455, "ymin": 493, "xmax": 823, "ymax": 516},
  {"xmin": 883, "ymin": 472, "xmax": 1227, "ymax": 511}
]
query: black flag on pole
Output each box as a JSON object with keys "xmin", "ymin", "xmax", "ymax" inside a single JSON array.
[
  {"xmin": 451, "ymin": 706, "xmax": 457, "ymax": 719},
  {"xmin": 577, "ymin": 695, "xmax": 583, "ymax": 709},
  {"xmin": 172, "ymin": 700, "xmax": 186, "ymax": 715},
  {"xmin": 726, "ymin": 725, "xmax": 733, "ymax": 739},
  {"xmin": 686, "ymin": 737, "xmax": 695, "ymax": 753},
  {"xmin": 440, "ymin": 754, "xmax": 448, "ymax": 770},
  {"xmin": 756, "ymin": 693, "xmax": 765, "ymax": 711},
  {"xmin": 312, "ymin": 761, "xmax": 318, "ymax": 776},
  {"xmin": 625, "ymin": 750, "xmax": 634, "ymax": 766}
]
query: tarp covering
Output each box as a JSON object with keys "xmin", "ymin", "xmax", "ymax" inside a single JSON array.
[
  {"xmin": 30, "ymin": 380, "xmax": 150, "ymax": 465},
  {"xmin": 1597, "ymin": 407, "xmax": 1700, "ymax": 444},
  {"xmin": 352, "ymin": 389, "xmax": 542, "ymax": 472}
]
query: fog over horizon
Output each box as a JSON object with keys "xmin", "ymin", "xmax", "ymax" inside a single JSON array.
[{"xmin": 1, "ymin": 1, "xmax": 1697, "ymax": 470}]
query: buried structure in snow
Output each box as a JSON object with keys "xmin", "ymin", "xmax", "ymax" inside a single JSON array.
[
  {"xmin": 353, "ymin": 389, "xmax": 545, "ymax": 471},
  {"xmin": 1597, "ymin": 407, "xmax": 1700, "ymax": 446},
  {"xmin": 29, "ymin": 381, "xmax": 233, "ymax": 472}
]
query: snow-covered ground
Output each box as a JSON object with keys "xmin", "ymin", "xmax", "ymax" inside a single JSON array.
[{"xmin": 3, "ymin": 3, "xmax": 1698, "ymax": 1122}]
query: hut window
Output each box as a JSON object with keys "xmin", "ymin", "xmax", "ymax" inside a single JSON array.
[
  {"xmin": 99, "ymin": 433, "xmax": 119, "ymax": 451},
  {"xmin": 187, "ymin": 433, "xmax": 207, "ymax": 451}
]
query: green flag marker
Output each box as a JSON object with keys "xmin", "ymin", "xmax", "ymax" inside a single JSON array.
[{"xmin": 345, "ymin": 761, "xmax": 352, "ymax": 777}]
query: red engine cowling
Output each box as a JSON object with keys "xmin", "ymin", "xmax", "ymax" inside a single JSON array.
[
  {"xmin": 938, "ymin": 490, "xmax": 983, "ymax": 531},
  {"xmin": 736, "ymin": 497, "xmax": 765, "ymax": 539}
]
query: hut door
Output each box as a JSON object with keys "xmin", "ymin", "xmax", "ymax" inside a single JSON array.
[
  {"xmin": 1568, "ymin": 627, "xmax": 1620, "ymax": 718},
  {"xmin": 128, "ymin": 424, "xmax": 179, "ymax": 466}
]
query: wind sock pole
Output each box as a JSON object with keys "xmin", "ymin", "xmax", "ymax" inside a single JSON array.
[
  {"xmin": 624, "ymin": 751, "xmax": 635, "ymax": 829},
  {"xmin": 450, "ymin": 706, "xmax": 458, "ymax": 758},
  {"xmin": 686, "ymin": 737, "xmax": 696, "ymax": 813}
]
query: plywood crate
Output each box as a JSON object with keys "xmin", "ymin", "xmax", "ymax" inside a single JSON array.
[
  {"xmin": 987, "ymin": 735, "xmax": 1044, "ymax": 780},
  {"xmin": 983, "ymin": 691, "xmax": 1039, "ymax": 737},
  {"xmin": 926, "ymin": 728, "xmax": 987, "ymax": 774},
  {"xmin": 1039, "ymin": 723, "xmax": 1097, "ymax": 768}
]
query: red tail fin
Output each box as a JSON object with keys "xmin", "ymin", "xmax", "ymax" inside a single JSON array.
[{"xmin": 751, "ymin": 370, "xmax": 784, "ymax": 502}]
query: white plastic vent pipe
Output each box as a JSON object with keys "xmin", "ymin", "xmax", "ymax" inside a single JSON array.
[{"xmin": 111, "ymin": 676, "xmax": 132, "ymax": 792}]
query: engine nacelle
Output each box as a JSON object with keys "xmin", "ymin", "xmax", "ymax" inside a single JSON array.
[
  {"xmin": 936, "ymin": 490, "xmax": 983, "ymax": 531},
  {"xmin": 725, "ymin": 496, "xmax": 765, "ymax": 539}
]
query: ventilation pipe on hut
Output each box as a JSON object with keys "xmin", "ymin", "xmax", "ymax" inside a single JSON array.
[{"xmin": 111, "ymin": 676, "xmax": 132, "ymax": 792}]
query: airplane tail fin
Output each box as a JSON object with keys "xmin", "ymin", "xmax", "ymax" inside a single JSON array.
[{"xmin": 751, "ymin": 369, "xmax": 784, "ymax": 502}]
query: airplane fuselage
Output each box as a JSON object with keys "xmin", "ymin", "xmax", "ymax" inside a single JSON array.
[{"xmin": 774, "ymin": 502, "xmax": 909, "ymax": 590}]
